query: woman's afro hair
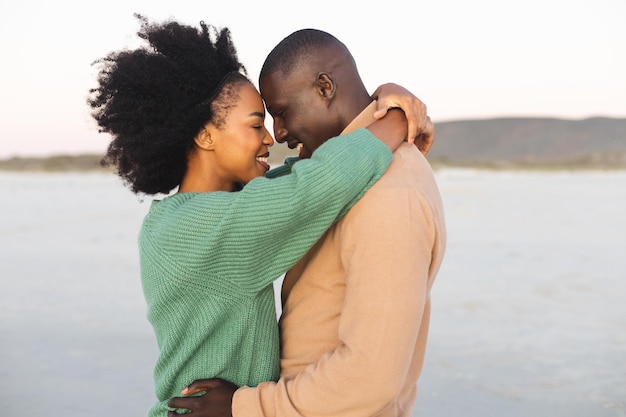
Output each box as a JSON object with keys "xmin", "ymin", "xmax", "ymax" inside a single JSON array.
[{"xmin": 88, "ymin": 14, "xmax": 248, "ymax": 195}]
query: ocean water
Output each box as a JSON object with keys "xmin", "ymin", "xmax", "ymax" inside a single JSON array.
[{"xmin": 0, "ymin": 169, "xmax": 625, "ymax": 416}]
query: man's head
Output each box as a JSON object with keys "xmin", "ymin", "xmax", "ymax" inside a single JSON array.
[{"xmin": 259, "ymin": 29, "xmax": 372, "ymax": 159}]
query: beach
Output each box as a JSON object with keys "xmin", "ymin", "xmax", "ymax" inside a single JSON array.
[{"xmin": 1, "ymin": 169, "xmax": 625, "ymax": 416}]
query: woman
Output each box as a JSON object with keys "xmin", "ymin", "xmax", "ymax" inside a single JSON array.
[{"xmin": 88, "ymin": 14, "xmax": 428, "ymax": 416}]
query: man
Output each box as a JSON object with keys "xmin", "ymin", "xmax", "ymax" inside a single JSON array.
[{"xmin": 169, "ymin": 28, "xmax": 446, "ymax": 416}]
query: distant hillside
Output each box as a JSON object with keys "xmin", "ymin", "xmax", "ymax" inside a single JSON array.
[
  {"xmin": 0, "ymin": 154, "xmax": 108, "ymax": 172},
  {"xmin": 0, "ymin": 146, "xmax": 298, "ymax": 172},
  {"xmin": 427, "ymin": 116, "xmax": 626, "ymax": 168},
  {"xmin": 1, "ymin": 117, "xmax": 625, "ymax": 171}
]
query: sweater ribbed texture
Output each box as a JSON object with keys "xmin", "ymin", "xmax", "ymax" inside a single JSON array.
[{"xmin": 139, "ymin": 129, "xmax": 392, "ymax": 416}]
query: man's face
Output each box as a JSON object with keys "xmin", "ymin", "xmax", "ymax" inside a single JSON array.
[{"xmin": 259, "ymin": 70, "xmax": 340, "ymax": 159}]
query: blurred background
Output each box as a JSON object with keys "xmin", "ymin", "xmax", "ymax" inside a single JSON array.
[{"xmin": 1, "ymin": 1, "xmax": 625, "ymax": 416}]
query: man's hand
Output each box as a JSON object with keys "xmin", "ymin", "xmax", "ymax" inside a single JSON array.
[
  {"xmin": 371, "ymin": 83, "xmax": 434, "ymax": 154},
  {"xmin": 167, "ymin": 378, "xmax": 238, "ymax": 417}
]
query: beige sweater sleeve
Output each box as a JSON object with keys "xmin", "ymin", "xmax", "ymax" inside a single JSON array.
[{"xmin": 233, "ymin": 146, "xmax": 442, "ymax": 416}]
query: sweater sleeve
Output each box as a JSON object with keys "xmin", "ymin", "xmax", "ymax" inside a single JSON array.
[
  {"xmin": 265, "ymin": 156, "xmax": 300, "ymax": 179},
  {"xmin": 190, "ymin": 128, "xmax": 392, "ymax": 292}
]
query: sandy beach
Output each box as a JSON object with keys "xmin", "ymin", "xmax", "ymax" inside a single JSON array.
[{"xmin": 1, "ymin": 169, "xmax": 625, "ymax": 416}]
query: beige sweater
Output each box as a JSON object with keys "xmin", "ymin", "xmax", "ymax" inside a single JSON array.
[{"xmin": 233, "ymin": 102, "xmax": 447, "ymax": 416}]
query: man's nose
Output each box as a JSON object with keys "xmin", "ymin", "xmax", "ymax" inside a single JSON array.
[{"xmin": 274, "ymin": 127, "xmax": 288, "ymax": 143}]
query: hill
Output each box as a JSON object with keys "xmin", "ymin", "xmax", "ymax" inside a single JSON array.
[
  {"xmin": 0, "ymin": 154, "xmax": 108, "ymax": 172},
  {"xmin": 0, "ymin": 146, "xmax": 299, "ymax": 172},
  {"xmin": 1, "ymin": 117, "xmax": 625, "ymax": 171},
  {"xmin": 426, "ymin": 116, "xmax": 626, "ymax": 169}
]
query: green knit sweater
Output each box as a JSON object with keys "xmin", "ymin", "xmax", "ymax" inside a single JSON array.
[{"xmin": 139, "ymin": 129, "xmax": 392, "ymax": 416}]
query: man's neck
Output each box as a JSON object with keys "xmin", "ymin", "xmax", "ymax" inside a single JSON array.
[
  {"xmin": 342, "ymin": 93, "xmax": 374, "ymax": 126},
  {"xmin": 341, "ymin": 100, "xmax": 379, "ymax": 135}
]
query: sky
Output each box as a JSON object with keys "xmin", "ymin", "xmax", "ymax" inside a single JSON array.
[{"xmin": 0, "ymin": 0, "xmax": 624, "ymax": 158}]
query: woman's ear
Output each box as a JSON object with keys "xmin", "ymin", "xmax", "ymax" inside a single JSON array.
[{"xmin": 194, "ymin": 126, "xmax": 215, "ymax": 151}]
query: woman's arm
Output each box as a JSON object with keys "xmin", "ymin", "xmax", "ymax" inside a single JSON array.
[
  {"xmin": 188, "ymin": 129, "xmax": 394, "ymax": 292},
  {"xmin": 371, "ymin": 83, "xmax": 434, "ymax": 153}
]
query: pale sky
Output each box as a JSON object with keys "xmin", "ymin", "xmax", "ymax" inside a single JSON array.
[{"xmin": 0, "ymin": 0, "xmax": 624, "ymax": 158}]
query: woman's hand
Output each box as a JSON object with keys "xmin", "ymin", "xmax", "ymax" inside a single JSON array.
[{"xmin": 372, "ymin": 83, "xmax": 434, "ymax": 154}]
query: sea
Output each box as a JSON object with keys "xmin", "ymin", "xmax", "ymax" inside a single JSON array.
[{"xmin": 1, "ymin": 169, "xmax": 625, "ymax": 417}]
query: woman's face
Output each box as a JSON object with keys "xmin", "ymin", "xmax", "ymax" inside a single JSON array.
[{"xmin": 207, "ymin": 83, "xmax": 275, "ymax": 189}]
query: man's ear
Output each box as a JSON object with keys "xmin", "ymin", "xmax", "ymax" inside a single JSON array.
[
  {"xmin": 194, "ymin": 126, "xmax": 215, "ymax": 151},
  {"xmin": 316, "ymin": 72, "xmax": 336, "ymax": 100}
]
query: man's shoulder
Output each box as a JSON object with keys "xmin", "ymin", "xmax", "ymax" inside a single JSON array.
[
  {"xmin": 376, "ymin": 144, "xmax": 435, "ymax": 187},
  {"xmin": 340, "ymin": 143, "xmax": 443, "ymax": 218}
]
